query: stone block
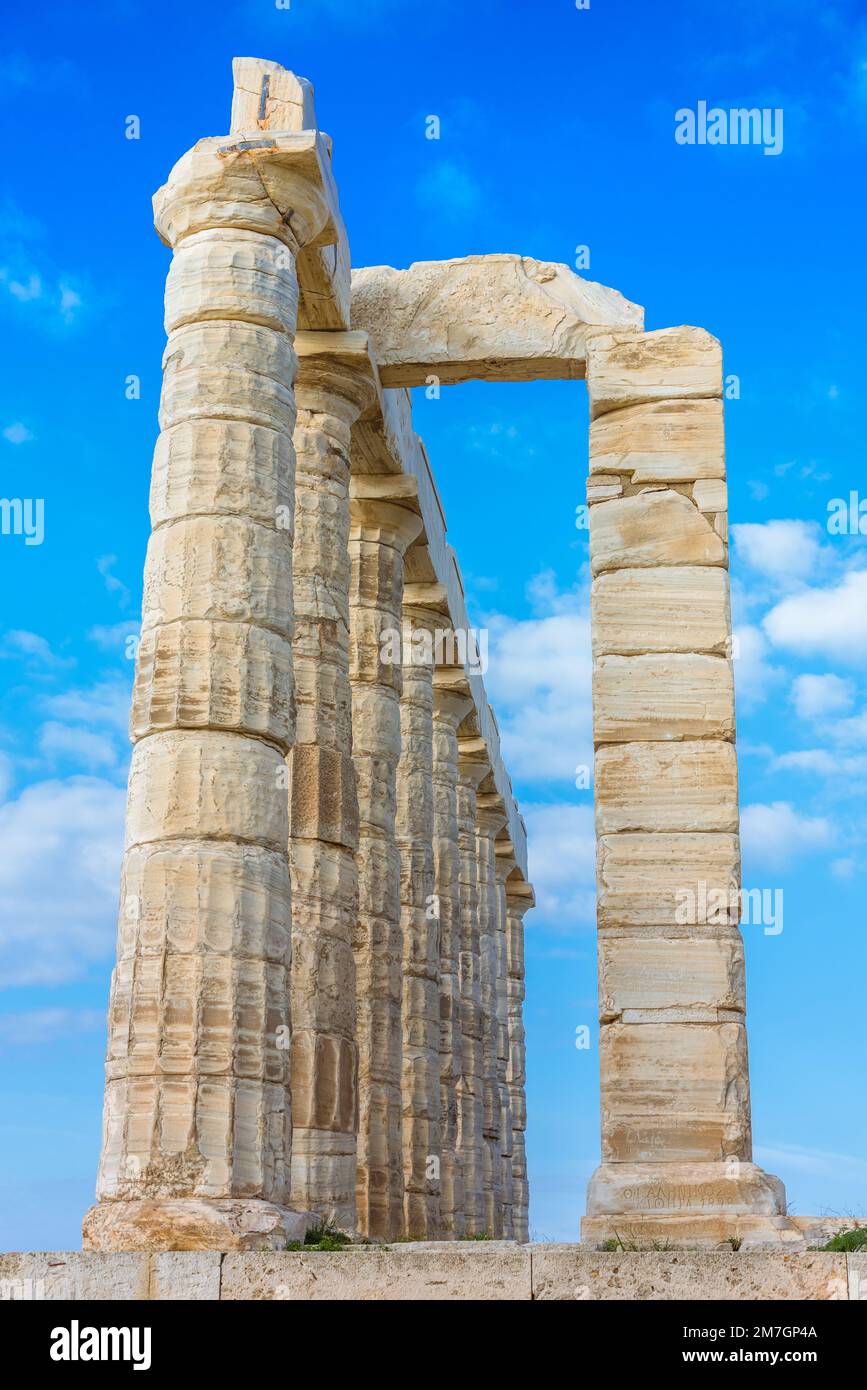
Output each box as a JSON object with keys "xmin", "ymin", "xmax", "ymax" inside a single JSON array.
[
  {"xmin": 597, "ymin": 1023, "xmax": 751, "ymax": 1161},
  {"xmin": 592, "ymin": 566, "xmax": 731, "ymax": 657},
  {"xmin": 124, "ymin": 731, "xmax": 289, "ymax": 854},
  {"xmin": 221, "ymin": 1248, "xmax": 532, "ymax": 1299},
  {"xmin": 587, "ymin": 326, "xmax": 722, "ymax": 418},
  {"xmin": 590, "ymin": 489, "xmax": 725, "ymax": 575},
  {"xmin": 589, "ymin": 398, "xmax": 724, "ymax": 481},
  {"xmin": 595, "ymin": 740, "xmax": 738, "ymax": 833},
  {"xmin": 598, "ymin": 932, "xmax": 745, "ymax": 1021},
  {"xmin": 132, "ymin": 619, "xmax": 295, "ymax": 751},
  {"xmin": 593, "ymin": 655, "xmax": 735, "ymax": 743},
  {"xmin": 142, "ymin": 515, "xmax": 292, "ymax": 635},
  {"xmin": 150, "ymin": 418, "xmax": 293, "ymax": 529},
  {"xmin": 597, "ymin": 832, "xmax": 741, "ymax": 928},
  {"xmin": 531, "ymin": 1249, "xmax": 848, "ymax": 1300}
]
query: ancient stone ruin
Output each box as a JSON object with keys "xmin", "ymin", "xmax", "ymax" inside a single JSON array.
[{"xmin": 82, "ymin": 57, "xmax": 802, "ymax": 1253}]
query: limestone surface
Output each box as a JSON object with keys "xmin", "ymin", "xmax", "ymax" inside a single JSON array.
[{"xmin": 351, "ymin": 255, "xmax": 643, "ymax": 386}]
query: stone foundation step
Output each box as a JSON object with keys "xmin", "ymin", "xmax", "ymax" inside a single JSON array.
[{"xmin": 1, "ymin": 1248, "xmax": 863, "ymax": 1301}]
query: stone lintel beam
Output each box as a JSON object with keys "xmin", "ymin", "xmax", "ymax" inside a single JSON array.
[
  {"xmin": 228, "ymin": 56, "xmax": 350, "ymax": 330},
  {"xmin": 351, "ymin": 255, "xmax": 644, "ymax": 387}
]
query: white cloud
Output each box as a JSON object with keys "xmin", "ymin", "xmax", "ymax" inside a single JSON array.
[
  {"xmin": 484, "ymin": 602, "xmax": 592, "ymax": 784},
  {"xmin": 763, "ymin": 570, "xmax": 867, "ymax": 666},
  {"xmin": 88, "ymin": 621, "xmax": 140, "ymax": 652},
  {"xmin": 3, "ymin": 421, "xmax": 33, "ymax": 444},
  {"xmin": 38, "ymin": 721, "xmax": 117, "ymax": 770},
  {"xmin": 96, "ymin": 553, "xmax": 131, "ymax": 607},
  {"xmin": 41, "ymin": 678, "xmax": 131, "ymax": 734},
  {"xmin": 58, "ymin": 283, "xmax": 81, "ymax": 322},
  {"xmin": 740, "ymin": 801, "xmax": 834, "ymax": 871},
  {"xmin": 0, "ymin": 1008, "xmax": 103, "ymax": 1047},
  {"xmin": 732, "ymin": 623, "xmax": 784, "ymax": 709},
  {"xmin": 732, "ymin": 519, "xmax": 827, "ymax": 583},
  {"xmin": 8, "ymin": 274, "xmax": 41, "ymax": 302},
  {"xmin": 791, "ymin": 673, "xmax": 855, "ymax": 720},
  {"xmin": 831, "ymin": 856, "xmax": 857, "ymax": 880},
  {"xmin": 524, "ymin": 802, "xmax": 596, "ymax": 930},
  {"xmin": 0, "ymin": 775, "xmax": 125, "ymax": 985},
  {"xmin": 1, "ymin": 629, "xmax": 75, "ymax": 670},
  {"xmin": 415, "ymin": 160, "xmax": 482, "ymax": 217}
]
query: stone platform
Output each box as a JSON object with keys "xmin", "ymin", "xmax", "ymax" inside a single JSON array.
[{"xmin": 1, "ymin": 1247, "xmax": 864, "ymax": 1301}]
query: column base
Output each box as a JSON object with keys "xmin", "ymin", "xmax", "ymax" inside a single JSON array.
[
  {"xmin": 82, "ymin": 1199, "xmax": 316, "ymax": 1253},
  {"xmin": 582, "ymin": 1161, "xmax": 803, "ymax": 1249}
]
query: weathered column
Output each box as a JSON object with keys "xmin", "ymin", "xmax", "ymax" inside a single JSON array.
[
  {"xmin": 475, "ymin": 786, "xmax": 508, "ymax": 1238},
  {"xmin": 494, "ymin": 838, "xmax": 517, "ymax": 1239},
  {"xmin": 455, "ymin": 745, "xmax": 488, "ymax": 1235},
  {"xmin": 83, "ymin": 131, "xmax": 340, "ymax": 1251},
  {"xmin": 582, "ymin": 326, "xmax": 791, "ymax": 1246},
  {"xmin": 505, "ymin": 875, "xmax": 533, "ymax": 1243},
  {"xmin": 288, "ymin": 336, "xmax": 376, "ymax": 1229},
  {"xmin": 349, "ymin": 491, "xmax": 422, "ymax": 1239},
  {"xmin": 432, "ymin": 672, "xmax": 474, "ymax": 1237},
  {"xmin": 396, "ymin": 590, "xmax": 445, "ymax": 1238}
]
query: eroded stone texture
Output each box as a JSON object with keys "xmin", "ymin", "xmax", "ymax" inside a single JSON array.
[
  {"xmin": 476, "ymin": 788, "xmax": 508, "ymax": 1239},
  {"xmin": 591, "ymin": 567, "xmax": 732, "ymax": 657},
  {"xmin": 590, "ymin": 490, "xmax": 726, "ymax": 576},
  {"xmin": 351, "ymin": 255, "xmax": 643, "ymax": 386},
  {"xmin": 84, "ymin": 128, "xmax": 339, "ymax": 1249},
  {"xmin": 455, "ymin": 750, "xmax": 488, "ymax": 1235},
  {"xmin": 349, "ymin": 495, "xmax": 422, "ymax": 1240},
  {"xmin": 505, "ymin": 877, "xmax": 533, "ymax": 1243},
  {"xmin": 595, "ymin": 741, "xmax": 739, "ymax": 834},
  {"xmin": 432, "ymin": 677, "xmax": 474, "ymax": 1237},
  {"xmin": 583, "ymin": 326, "xmax": 792, "ymax": 1246},
  {"xmin": 397, "ymin": 596, "xmax": 444, "ymax": 1238},
  {"xmin": 287, "ymin": 342, "xmax": 376, "ymax": 1229},
  {"xmin": 495, "ymin": 841, "xmax": 517, "ymax": 1239},
  {"xmin": 586, "ymin": 327, "xmax": 722, "ymax": 418}
]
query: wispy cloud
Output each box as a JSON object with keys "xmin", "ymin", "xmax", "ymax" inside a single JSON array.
[{"xmin": 2, "ymin": 421, "xmax": 33, "ymax": 445}]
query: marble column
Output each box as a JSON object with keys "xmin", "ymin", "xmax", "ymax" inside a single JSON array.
[
  {"xmin": 432, "ymin": 673, "xmax": 474, "ymax": 1236},
  {"xmin": 455, "ymin": 746, "xmax": 488, "ymax": 1234},
  {"xmin": 494, "ymin": 839, "xmax": 517, "ymax": 1239},
  {"xmin": 397, "ymin": 593, "xmax": 446, "ymax": 1238},
  {"xmin": 583, "ymin": 325, "xmax": 791, "ymax": 1245},
  {"xmin": 475, "ymin": 786, "xmax": 508, "ymax": 1238},
  {"xmin": 505, "ymin": 877, "xmax": 533, "ymax": 1244},
  {"xmin": 287, "ymin": 338, "xmax": 376, "ymax": 1229},
  {"xmin": 349, "ymin": 493, "xmax": 422, "ymax": 1240},
  {"xmin": 84, "ymin": 132, "xmax": 339, "ymax": 1251}
]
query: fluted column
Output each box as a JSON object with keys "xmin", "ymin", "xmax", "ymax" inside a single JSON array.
[
  {"xmin": 432, "ymin": 675, "xmax": 473, "ymax": 1236},
  {"xmin": 84, "ymin": 132, "xmax": 339, "ymax": 1251},
  {"xmin": 494, "ymin": 840, "xmax": 517, "ymax": 1238},
  {"xmin": 288, "ymin": 341, "xmax": 376, "ymax": 1228},
  {"xmin": 476, "ymin": 789, "xmax": 508, "ymax": 1238},
  {"xmin": 349, "ymin": 495, "xmax": 422, "ymax": 1239},
  {"xmin": 505, "ymin": 878, "xmax": 533, "ymax": 1243},
  {"xmin": 455, "ymin": 749, "xmax": 487, "ymax": 1235},
  {"xmin": 397, "ymin": 595, "xmax": 444, "ymax": 1238}
]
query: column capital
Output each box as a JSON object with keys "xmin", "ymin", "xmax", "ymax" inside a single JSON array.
[
  {"xmin": 295, "ymin": 330, "xmax": 379, "ymax": 415},
  {"xmin": 349, "ymin": 496, "xmax": 423, "ymax": 553},
  {"xmin": 403, "ymin": 581, "xmax": 450, "ymax": 623},
  {"xmin": 495, "ymin": 837, "xmax": 518, "ymax": 881},
  {"xmin": 432, "ymin": 668, "xmax": 473, "ymax": 730},
  {"xmin": 505, "ymin": 873, "xmax": 536, "ymax": 913},
  {"xmin": 476, "ymin": 790, "xmax": 508, "ymax": 837},
  {"xmin": 153, "ymin": 131, "xmax": 341, "ymax": 254}
]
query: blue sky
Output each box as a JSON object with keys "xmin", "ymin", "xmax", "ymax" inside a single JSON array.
[{"xmin": 1, "ymin": 0, "xmax": 865, "ymax": 1248}]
